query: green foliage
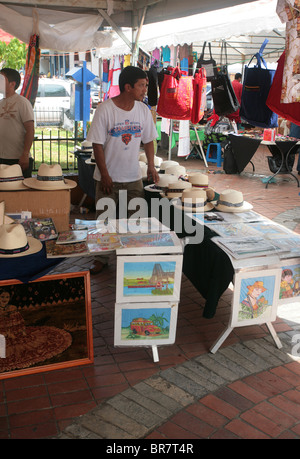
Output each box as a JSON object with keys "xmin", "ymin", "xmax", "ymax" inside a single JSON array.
[{"xmin": 0, "ymin": 38, "xmax": 27, "ymax": 70}]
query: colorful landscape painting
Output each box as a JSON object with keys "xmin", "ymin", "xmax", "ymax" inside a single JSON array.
[{"xmin": 120, "ymin": 307, "xmax": 171, "ymax": 341}]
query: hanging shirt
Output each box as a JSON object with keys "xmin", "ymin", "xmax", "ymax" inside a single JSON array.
[{"xmin": 277, "ymin": 0, "xmax": 300, "ymax": 103}]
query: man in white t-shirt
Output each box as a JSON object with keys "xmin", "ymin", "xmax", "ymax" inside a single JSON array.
[
  {"xmin": 0, "ymin": 68, "xmax": 34, "ymax": 177},
  {"xmin": 87, "ymin": 66, "xmax": 159, "ymax": 274}
]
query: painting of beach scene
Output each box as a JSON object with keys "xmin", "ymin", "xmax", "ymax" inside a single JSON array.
[
  {"xmin": 231, "ymin": 268, "xmax": 281, "ymax": 327},
  {"xmin": 114, "ymin": 302, "xmax": 178, "ymax": 346},
  {"xmin": 116, "ymin": 255, "xmax": 183, "ymax": 303}
]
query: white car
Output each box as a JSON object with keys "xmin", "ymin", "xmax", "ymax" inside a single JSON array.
[{"xmin": 33, "ymin": 78, "xmax": 71, "ymax": 125}]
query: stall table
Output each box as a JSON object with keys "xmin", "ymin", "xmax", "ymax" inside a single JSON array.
[{"xmin": 228, "ymin": 134, "xmax": 300, "ymax": 188}]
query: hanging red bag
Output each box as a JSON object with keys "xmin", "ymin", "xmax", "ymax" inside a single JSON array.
[
  {"xmin": 266, "ymin": 51, "xmax": 300, "ymax": 125},
  {"xmin": 190, "ymin": 67, "xmax": 207, "ymax": 124},
  {"xmin": 157, "ymin": 66, "xmax": 193, "ymax": 120}
]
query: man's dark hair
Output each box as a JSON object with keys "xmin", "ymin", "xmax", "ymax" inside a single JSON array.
[
  {"xmin": 0, "ymin": 68, "xmax": 21, "ymax": 90},
  {"xmin": 235, "ymin": 72, "xmax": 242, "ymax": 80},
  {"xmin": 119, "ymin": 66, "xmax": 147, "ymax": 92}
]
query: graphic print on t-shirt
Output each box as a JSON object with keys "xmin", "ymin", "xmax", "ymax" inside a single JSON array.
[{"xmin": 109, "ymin": 119, "xmax": 142, "ymax": 147}]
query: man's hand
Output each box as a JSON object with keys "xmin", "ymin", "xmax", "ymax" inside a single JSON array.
[
  {"xmin": 100, "ymin": 171, "xmax": 113, "ymax": 194},
  {"xmin": 19, "ymin": 154, "xmax": 29, "ymax": 172},
  {"xmin": 147, "ymin": 165, "xmax": 159, "ymax": 184}
]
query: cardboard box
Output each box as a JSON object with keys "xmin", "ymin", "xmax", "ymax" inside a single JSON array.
[{"xmin": 1, "ymin": 189, "xmax": 71, "ymax": 232}]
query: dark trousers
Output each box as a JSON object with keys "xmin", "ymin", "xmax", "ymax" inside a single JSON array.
[{"xmin": 0, "ymin": 157, "xmax": 34, "ymax": 178}]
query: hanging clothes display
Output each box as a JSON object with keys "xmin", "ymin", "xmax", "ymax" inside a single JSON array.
[
  {"xmin": 107, "ymin": 55, "xmax": 121, "ymax": 98},
  {"xmin": 124, "ymin": 54, "xmax": 131, "ymax": 67},
  {"xmin": 102, "ymin": 59, "xmax": 109, "ymax": 98},
  {"xmin": 267, "ymin": 51, "xmax": 300, "ymax": 124},
  {"xmin": 162, "ymin": 46, "xmax": 171, "ymax": 65},
  {"xmin": 276, "ymin": 0, "xmax": 300, "ymax": 103},
  {"xmin": 179, "ymin": 44, "xmax": 190, "ymax": 73}
]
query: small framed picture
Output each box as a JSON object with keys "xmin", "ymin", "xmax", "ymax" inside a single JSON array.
[
  {"xmin": 278, "ymin": 258, "xmax": 300, "ymax": 304},
  {"xmin": 230, "ymin": 268, "xmax": 281, "ymax": 327},
  {"xmin": 114, "ymin": 302, "xmax": 179, "ymax": 346},
  {"xmin": 116, "ymin": 254, "xmax": 183, "ymax": 303}
]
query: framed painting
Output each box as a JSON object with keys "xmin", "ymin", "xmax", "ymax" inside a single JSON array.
[
  {"xmin": 230, "ymin": 268, "xmax": 281, "ymax": 327},
  {"xmin": 116, "ymin": 254, "xmax": 183, "ymax": 303},
  {"xmin": 0, "ymin": 271, "xmax": 93, "ymax": 380},
  {"xmin": 114, "ymin": 302, "xmax": 179, "ymax": 346},
  {"xmin": 278, "ymin": 258, "xmax": 300, "ymax": 304}
]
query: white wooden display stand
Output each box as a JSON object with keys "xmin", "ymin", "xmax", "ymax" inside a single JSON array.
[
  {"xmin": 114, "ymin": 223, "xmax": 183, "ymax": 363},
  {"xmin": 210, "ymin": 321, "xmax": 282, "ymax": 354}
]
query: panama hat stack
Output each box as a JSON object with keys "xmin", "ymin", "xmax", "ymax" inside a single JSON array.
[
  {"xmin": 188, "ymin": 172, "xmax": 218, "ymax": 202},
  {"xmin": 23, "ymin": 163, "xmax": 77, "ymax": 190},
  {"xmin": 163, "ymin": 180, "xmax": 192, "ymax": 199},
  {"xmin": 165, "ymin": 164, "xmax": 187, "ymax": 178},
  {"xmin": 144, "ymin": 174, "xmax": 177, "ymax": 193},
  {"xmin": 214, "ymin": 189, "xmax": 253, "ymax": 213},
  {"xmin": 173, "ymin": 188, "xmax": 215, "ymax": 212},
  {"xmin": 159, "ymin": 160, "xmax": 179, "ymax": 173},
  {"xmin": 0, "ymin": 164, "xmax": 28, "ymax": 191}
]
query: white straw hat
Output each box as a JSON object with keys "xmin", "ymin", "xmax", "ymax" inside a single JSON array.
[
  {"xmin": 0, "ymin": 164, "xmax": 28, "ymax": 190},
  {"xmin": 85, "ymin": 151, "xmax": 96, "ymax": 165},
  {"xmin": 159, "ymin": 160, "xmax": 179, "ymax": 172},
  {"xmin": 214, "ymin": 189, "xmax": 253, "ymax": 213},
  {"xmin": 188, "ymin": 172, "xmax": 218, "ymax": 202},
  {"xmin": 81, "ymin": 140, "xmax": 93, "ymax": 151},
  {"xmin": 139, "ymin": 161, "xmax": 148, "ymax": 179},
  {"xmin": 165, "ymin": 165, "xmax": 186, "ymax": 177},
  {"xmin": 0, "ymin": 223, "xmax": 42, "ymax": 257},
  {"xmin": 23, "ymin": 163, "xmax": 77, "ymax": 190},
  {"xmin": 144, "ymin": 173, "xmax": 178, "ymax": 192},
  {"xmin": 163, "ymin": 180, "xmax": 192, "ymax": 199},
  {"xmin": 139, "ymin": 152, "xmax": 148, "ymax": 163},
  {"xmin": 173, "ymin": 188, "xmax": 215, "ymax": 212}
]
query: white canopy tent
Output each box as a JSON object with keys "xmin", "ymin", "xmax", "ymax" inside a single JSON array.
[
  {"xmin": 0, "ymin": 0, "xmax": 267, "ymax": 54},
  {"xmin": 96, "ymin": 0, "xmax": 285, "ymax": 65}
]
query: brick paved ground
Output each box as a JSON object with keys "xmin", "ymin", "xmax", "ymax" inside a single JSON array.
[{"xmin": 1, "ymin": 144, "xmax": 300, "ymax": 439}]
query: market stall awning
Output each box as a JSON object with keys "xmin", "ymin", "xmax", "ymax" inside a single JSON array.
[
  {"xmin": 97, "ymin": 0, "xmax": 285, "ymax": 64},
  {"xmin": 0, "ymin": 0, "xmax": 262, "ymax": 51}
]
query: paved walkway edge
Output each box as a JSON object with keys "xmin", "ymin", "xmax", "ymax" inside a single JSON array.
[{"xmin": 56, "ymin": 331, "xmax": 299, "ymax": 439}]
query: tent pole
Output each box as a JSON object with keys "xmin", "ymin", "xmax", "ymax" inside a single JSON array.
[{"xmin": 168, "ymin": 120, "xmax": 173, "ymax": 160}]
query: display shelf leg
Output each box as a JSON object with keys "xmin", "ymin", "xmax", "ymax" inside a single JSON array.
[
  {"xmin": 210, "ymin": 326, "xmax": 233, "ymax": 354},
  {"xmin": 152, "ymin": 345, "xmax": 159, "ymax": 362},
  {"xmin": 266, "ymin": 322, "xmax": 282, "ymax": 349}
]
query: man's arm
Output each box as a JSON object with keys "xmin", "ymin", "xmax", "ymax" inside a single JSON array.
[
  {"xmin": 143, "ymin": 141, "xmax": 159, "ymax": 183},
  {"xmin": 93, "ymin": 143, "xmax": 113, "ymax": 194},
  {"xmin": 19, "ymin": 120, "xmax": 34, "ymax": 171}
]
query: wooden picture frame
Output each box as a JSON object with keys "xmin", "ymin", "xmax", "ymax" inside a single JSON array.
[
  {"xmin": 230, "ymin": 268, "xmax": 281, "ymax": 327},
  {"xmin": 278, "ymin": 258, "xmax": 300, "ymax": 304},
  {"xmin": 0, "ymin": 271, "xmax": 93, "ymax": 380},
  {"xmin": 114, "ymin": 301, "xmax": 179, "ymax": 346},
  {"xmin": 116, "ymin": 254, "xmax": 183, "ymax": 303}
]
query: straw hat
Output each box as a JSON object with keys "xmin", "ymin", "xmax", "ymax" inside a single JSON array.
[
  {"xmin": 188, "ymin": 172, "xmax": 218, "ymax": 202},
  {"xmin": 144, "ymin": 174, "xmax": 177, "ymax": 193},
  {"xmin": 165, "ymin": 165, "xmax": 186, "ymax": 177},
  {"xmin": 159, "ymin": 160, "xmax": 179, "ymax": 173},
  {"xmin": 139, "ymin": 161, "xmax": 147, "ymax": 179},
  {"xmin": 0, "ymin": 164, "xmax": 28, "ymax": 190},
  {"xmin": 0, "ymin": 201, "xmax": 14, "ymax": 225},
  {"xmin": 214, "ymin": 189, "xmax": 253, "ymax": 213},
  {"xmin": 163, "ymin": 180, "xmax": 192, "ymax": 199},
  {"xmin": 247, "ymin": 280, "xmax": 266, "ymax": 292},
  {"xmin": 0, "ymin": 223, "xmax": 42, "ymax": 258},
  {"xmin": 85, "ymin": 151, "xmax": 96, "ymax": 165},
  {"xmin": 80, "ymin": 140, "xmax": 93, "ymax": 151},
  {"xmin": 23, "ymin": 163, "xmax": 77, "ymax": 190},
  {"xmin": 154, "ymin": 156, "xmax": 163, "ymax": 167},
  {"xmin": 173, "ymin": 188, "xmax": 215, "ymax": 212},
  {"xmin": 139, "ymin": 152, "xmax": 147, "ymax": 163}
]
